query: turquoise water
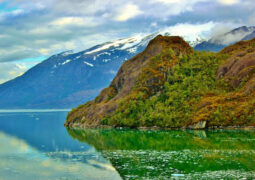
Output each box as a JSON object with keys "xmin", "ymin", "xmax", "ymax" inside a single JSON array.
[
  {"xmin": 0, "ymin": 111, "xmax": 255, "ymax": 179},
  {"xmin": 0, "ymin": 111, "xmax": 121, "ymax": 180}
]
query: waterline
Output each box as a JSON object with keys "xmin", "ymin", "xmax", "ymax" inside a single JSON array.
[{"xmin": 0, "ymin": 109, "xmax": 70, "ymax": 113}]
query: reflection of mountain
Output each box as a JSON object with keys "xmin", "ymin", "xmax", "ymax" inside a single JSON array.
[
  {"xmin": 0, "ymin": 131, "xmax": 121, "ymax": 180},
  {"xmin": 67, "ymin": 129, "xmax": 255, "ymax": 179},
  {"xmin": 0, "ymin": 111, "xmax": 88, "ymax": 152}
]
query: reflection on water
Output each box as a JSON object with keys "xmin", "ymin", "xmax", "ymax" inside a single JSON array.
[
  {"xmin": 0, "ymin": 112, "xmax": 121, "ymax": 180},
  {"xmin": 67, "ymin": 129, "xmax": 255, "ymax": 179},
  {"xmin": 0, "ymin": 132, "xmax": 120, "ymax": 180},
  {"xmin": 1, "ymin": 111, "xmax": 255, "ymax": 180}
]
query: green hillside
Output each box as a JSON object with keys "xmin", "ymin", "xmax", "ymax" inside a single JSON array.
[{"xmin": 65, "ymin": 35, "xmax": 255, "ymax": 129}]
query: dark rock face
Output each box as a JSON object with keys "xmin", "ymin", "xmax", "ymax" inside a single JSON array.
[
  {"xmin": 65, "ymin": 35, "xmax": 193, "ymax": 127},
  {"xmin": 217, "ymin": 38, "xmax": 255, "ymax": 89},
  {"xmin": 110, "ymin": 35, "xmax": 192, "ymax": 99},
  {"xmin": 188, "ymin": 121, "xmax": 207, "ymax": 130},
  {"xmin": 193, "ymin": 38, "xmax": 255, "ymax": 127}
]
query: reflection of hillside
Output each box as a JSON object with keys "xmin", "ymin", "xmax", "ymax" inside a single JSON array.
[
  {"xmin": 67, "ymin": 129, "xmax": 255, "ymax": 150},
  {"xmin": 67, "ymin": 129, "xmax": 255, "ymax": 179}
]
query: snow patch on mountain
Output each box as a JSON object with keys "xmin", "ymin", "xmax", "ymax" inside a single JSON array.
[
  {"xmin": 97, "ymin": 52, "xmax": 111, "ymax": 57},
  {"xmin": 75, "ymin": 56, "xmax": 81, "ymax": 59},
  {"xmin": 84, "ymin": 61, "xmax": 94, "ymax": 67},
  {"xmin": 103, "ymin": 59, "xmax": 111, "ymax": 63},
  {"xmin": 118, "ymin": 35, "xmax": 144, "ymax": 50},
  {"xmin": 60, "ymin": 50, "xmax": 74, "ymax": 56},
  {"xmin": 62, "ymin": 59, "xmax": 71, "ymax": 65},
  {"xmin": 108, "ymin": 70, "xmax": 117, "ymax": 74},
  {"xmin": 84, "ymin": 35, "xmax": 145, "ymax": 55},
  {"xmin": 126, "ymin": 47, "xmax": 138, "ymax": 54}
]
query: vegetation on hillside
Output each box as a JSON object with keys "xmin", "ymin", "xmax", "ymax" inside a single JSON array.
[
  {"xmin": 66, "ymin": 37, "xmax": 255, "ymax": 128},
  {"xmin": 101, "ymin": 50, "xmax": 227, "ymax": 127}
]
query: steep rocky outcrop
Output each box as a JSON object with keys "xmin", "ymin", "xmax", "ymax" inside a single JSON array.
[
  {"xmin": 65, "ymin": 35, "xmax": 193, "ymax": 127},
  {"xmin": 217, "ymin": 38, "xmax": 255, "ymax": 92}
]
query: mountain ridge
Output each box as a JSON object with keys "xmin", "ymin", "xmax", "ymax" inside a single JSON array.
[
  {"xmin": 0, "ymin": 34, "xmax": 153, "ymax": 108},
  {"xmin": 194, "ymin": 26, "xmax": 255, "ymax": 52}
]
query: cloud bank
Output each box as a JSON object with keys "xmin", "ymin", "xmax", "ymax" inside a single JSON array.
[{"xmin": 0, "ymin": 0, "xmax": 254, "ymax": 83}]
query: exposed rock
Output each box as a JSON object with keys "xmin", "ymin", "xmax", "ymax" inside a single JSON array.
[
  {"xmin": 188, "ymin": 121, "xmax": 207, "ymax": 130},
  {"xmin": 218, "ymin": 38, "xmax": 255, "ymax": 89}
]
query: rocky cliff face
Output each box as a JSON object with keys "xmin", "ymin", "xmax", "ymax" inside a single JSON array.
[
  {"xmin": 65, "ymin": 35, "xmax": 193, "ymax": 127},
  {"xmin": 218, "ymin": 38, "xmax": 255, "ymax": 92}
]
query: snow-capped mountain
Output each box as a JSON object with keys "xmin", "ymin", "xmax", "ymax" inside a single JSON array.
[
  {"xmin": 0, "ymin": 34, "xmax": 156, "ymax": 108},
  {"xmin": 0, "ymin": 29, "xmax": 213, "ymax": 108},
  {"xmin": 194, "ymin": 26, "xmax": 255, "ymax": 52}
]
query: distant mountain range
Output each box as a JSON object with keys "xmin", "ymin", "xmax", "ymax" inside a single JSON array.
[
  {"xmin": 194, "ymin": 26, "xmax": 255, "ymax": 52},
  {"xmin": 1, "ymin": 26, "xmax": 255, "ymax": 109}
]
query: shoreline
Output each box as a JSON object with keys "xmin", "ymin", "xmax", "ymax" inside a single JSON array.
[
  {"xmin": 0, "ymin": 109, "xmax": 71, "ymax": 113},
  {"xmin": 65, "ymin": 124, "xmax": 255, "ymax": 131}
]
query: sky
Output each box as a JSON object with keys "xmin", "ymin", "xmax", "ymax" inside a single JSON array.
[{"xmin": 0, "ymin": 0, "xmax": 255, "ymax": 84}]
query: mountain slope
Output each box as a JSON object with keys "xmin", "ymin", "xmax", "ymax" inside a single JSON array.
[
  {"xmin": 66, "ymin": 36, "xmax": 255, "ymax": 129},
  {"xmin": 194, "ymin": 26, "xmax": 255, "ymax": 52},
  {"xmin": 0, "ymin": 35, "xmax": 154, "ymax": 109}
]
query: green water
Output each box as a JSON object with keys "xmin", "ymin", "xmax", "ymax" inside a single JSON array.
[{"xmin": 68, "ymin": 129, "xmax": 255, "ymax": 179}]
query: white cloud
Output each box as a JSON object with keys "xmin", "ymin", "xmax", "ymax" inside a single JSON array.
[
  {"xmin": 247, "ymin": 11, "xmax": 255, "ymax": 25},
  {"xmin": 144, "ymin": 0, "xmax": 211, "ymax": 18},
  {"xmin": 115, "ymin": 4, "xmax": 143, "ymax": 21},
  {"xmin": 52, "ymin": 17, "xmax": 86, "ymax": 26},
  {"xmin": 50, "ymin": 17, "xmax": 98, "ymax": 27},
  {"xmin": 0, "ymin": 0, "xmax": 254, "ymax": 65},
  {"xmin": 0, "ymin": 62, "xmax": 34, "ymax": 84},
  {"xmin": 161, "ymin": 22, "xmax": 216, "ymax": 44},
  {"xmin": 218, "ymin": 0, "xmax": 239, "ymax": 5},
  {"xmin": 152, "ymin": 0, "xmax": 183, "ymax": 4},
  {"xmin": 151, "ymin": 22, "xmax": 158, "ymax": 27}
]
